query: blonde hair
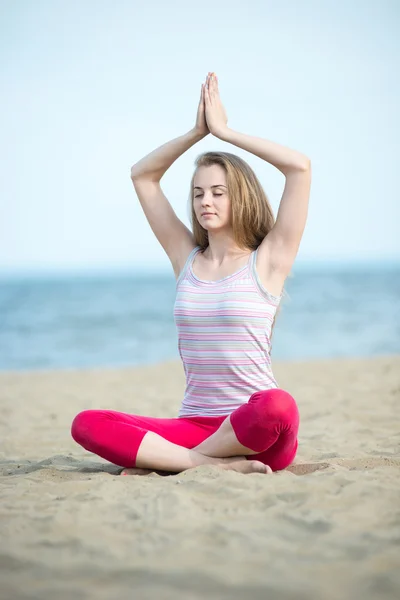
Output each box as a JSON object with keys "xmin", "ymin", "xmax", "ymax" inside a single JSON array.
[{"xmin": 188, "ymin": 151, "xmax": 290, "ymax": 351}]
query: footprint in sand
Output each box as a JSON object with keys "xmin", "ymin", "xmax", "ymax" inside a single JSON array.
[{"xmin": 286, "ymin": 457, "xmax": 400, "ymax": 476}]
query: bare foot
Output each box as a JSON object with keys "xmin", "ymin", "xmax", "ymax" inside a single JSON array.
[
  {"xmin": 120, "ymin": 467, "xmax": 155, "ymax": 476},
  {"xmin": 220, "ymin": 457, "xmax": 272, "ymax": 474},
  {"xmin": 120, "ymin": 459, "xmax": 272, "ymax": 476}
]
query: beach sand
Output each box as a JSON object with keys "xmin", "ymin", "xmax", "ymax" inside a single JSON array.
[{"xmin": 1, "ymin": 355, "xmax": 399, "ymax": 600}]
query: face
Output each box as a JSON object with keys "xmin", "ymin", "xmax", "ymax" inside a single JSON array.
[{"xmin": 193, "ymin": 165, "xmax": 231, "ymax": 229}]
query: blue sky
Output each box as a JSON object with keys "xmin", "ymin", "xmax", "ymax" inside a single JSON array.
[{"xmin": 1, "ymin": 0, "xmax": 399, "ymax": 274}]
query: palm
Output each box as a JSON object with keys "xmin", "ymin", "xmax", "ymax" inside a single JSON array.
[
  {"xmin": 195, "ymin": 83, "xmax": 209, "ymax": 135},
  {"xmin": 204, "ymin": 73, "xmax": 228, "ymax": 136}
]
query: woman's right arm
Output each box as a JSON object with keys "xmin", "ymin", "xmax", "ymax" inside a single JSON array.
[
  {"xmin": 130, "ymin": 128, "xmax": 207, "ymax": 181},
  {"xmin": 130, "ymin": 128, "xmax": 207, "ymax": 278}
]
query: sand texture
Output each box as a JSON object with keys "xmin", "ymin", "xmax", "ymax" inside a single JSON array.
[{"xmin": 0, "ymin": 355, "xmax": 399, "ymax": 600}]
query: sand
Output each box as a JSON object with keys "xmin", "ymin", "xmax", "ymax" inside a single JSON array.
[{"xmin": 0, "ymin": 355, "xmax": 399, "ymax": 600}]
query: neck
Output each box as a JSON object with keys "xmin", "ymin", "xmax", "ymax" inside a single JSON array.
[{"xmin": 203, "ymin": 242, "xmax": 252, "ymax": 265}]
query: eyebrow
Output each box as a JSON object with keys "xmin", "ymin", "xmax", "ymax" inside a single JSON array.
[{"xmin": 193, "ymin": 185, "xmax": 227, "ymax": 190}]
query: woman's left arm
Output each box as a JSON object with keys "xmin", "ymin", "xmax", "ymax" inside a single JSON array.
[
  {"xmin": 217, "ymin": 126, "xmax": 312, "ymax": 272},
  {"xmin": 205, "ymin": 72, "xmax": 311, "ymax": 272}
]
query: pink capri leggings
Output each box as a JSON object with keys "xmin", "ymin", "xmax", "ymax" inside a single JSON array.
[{"xmin": 71, "ymin": 388, "xmax": 299, "ymax": 472}]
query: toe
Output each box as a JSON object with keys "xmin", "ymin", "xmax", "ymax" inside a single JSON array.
[
  {"xmin": 249, "ymin": 460, "xmax": 271, "ymax": 474},
  {"xmin": 120, "ymin": 467, "xmax": 153, "ymax": 476},
  {"xmin": 252, "ymin": 461, "xmax": 273, "ymax": 474}
]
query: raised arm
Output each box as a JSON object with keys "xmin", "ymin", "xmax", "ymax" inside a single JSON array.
[
  {"xmin": 130, "ymin": 129, "xmax": 204, "ymax": 276},
  {"xmin": 130, "ymin": 82, "xmax": 210, "ymax": 276},
  {"xmin": 130, "ymin": 128, "xmax": 207, "ymax": 182},
  {"xmin": 204, "ymin": 72, "xmax": 311, "ymax": 274},
  {"xmin": 131, "ymin": 80, "xmax": 209, "ymax": 181},
  {"xmin": 216, "ymin": 126, "xmax": 311, "ymax": 273}
]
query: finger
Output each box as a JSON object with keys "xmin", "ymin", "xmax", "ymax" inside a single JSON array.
[
  {"xmin": 205, "ymin": 77, "xmax": 210, "ymax": 98},
  {"xmin": 198, "ymin": 84, "xmax": 203, "ymax": 107},
  {"xmin": 210, "ymin": 77, "xmax": 216, "ymax": 97},
  {"xmin": 207, "ymin": 73, "xmax": 212, "ymax": 94},
  {"xmin": 214, "ymin": 74, "xmax": 219, "ymax": 92},
  {"xmin": 211, "ymin": 73, "xmax": 217, "ymax": 94}
]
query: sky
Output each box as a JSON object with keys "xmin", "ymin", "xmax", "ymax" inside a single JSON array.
[{"xmin": 1, "ymin": 0, "xmax": 399, "ymax": 274}]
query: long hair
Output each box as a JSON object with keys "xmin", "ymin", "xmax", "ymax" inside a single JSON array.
[{"xmin": 188, "ymin": 151, "xmax": 290, "ymax": 351}]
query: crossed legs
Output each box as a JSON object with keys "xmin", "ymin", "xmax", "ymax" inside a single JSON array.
[{"xmin": 71, "ymin": 388, "xmax": 299, "ymax": 475}]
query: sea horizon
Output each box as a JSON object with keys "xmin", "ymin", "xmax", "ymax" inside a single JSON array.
[
  {"xmin": 1, "ymin": 264, "xmax": 399, "ymax": 372},
  {"xmin": 0, "ymin": 258, "xmax": 399, "ymax": 282}
]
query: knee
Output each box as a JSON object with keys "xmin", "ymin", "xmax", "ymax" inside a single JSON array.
[
  {"xmin": 249, "ymin": 389, "xmax": 299, "ymax": 427},
  {"xmin": 71, "ymin": 410, "xmax": 98, "ymax": 445}
]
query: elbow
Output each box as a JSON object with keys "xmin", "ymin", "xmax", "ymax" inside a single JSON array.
[
  {"xmin": 130, "ymin": 165, "xmax": 139, "ymax": 180},
  {"xmin": 294, "ymin": 156, "xmax": 311, "ymax": 172},
  {"xmin": 130, "ymin": 166, "xmax": 160, "ymax": 182},
  {"xmin": 282, "ymin": 157, "xmax": 311, "ymax": 176},
  {"xmin": 130, "ymin": 163, "xmax": 147, "ymax": 180}
]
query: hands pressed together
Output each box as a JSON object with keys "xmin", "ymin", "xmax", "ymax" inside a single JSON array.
[{"xmin": 195, "ymin": 72, "xmax": 228, "ymax": 138}]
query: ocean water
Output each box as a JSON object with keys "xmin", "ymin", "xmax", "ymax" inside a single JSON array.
[{"xmin": 0, "ymin": 265, "xmax": 399, "ymax": 371}]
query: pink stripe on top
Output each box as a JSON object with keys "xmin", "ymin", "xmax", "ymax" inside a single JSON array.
[{"xmin": 173, "ymin": 246, "xmax": 283, "ymax": 417}]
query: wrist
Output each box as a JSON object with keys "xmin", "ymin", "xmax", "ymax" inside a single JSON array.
[
  {"xmin": 190, "ymin": 127, "xmax": 209, "ymax": 140},
  {"xmin": 212, "ymin": 126, "xmax": 231, "ymax": 141}
]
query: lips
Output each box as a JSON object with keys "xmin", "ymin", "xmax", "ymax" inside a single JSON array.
[{"xmin": 201, "ymin": 213, "xmax": 215, "ymax": 216}]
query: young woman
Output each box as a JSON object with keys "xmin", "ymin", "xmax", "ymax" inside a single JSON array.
[{"xmin": 71, "ymin": 72, "xmax": 312, "ymax": 476}]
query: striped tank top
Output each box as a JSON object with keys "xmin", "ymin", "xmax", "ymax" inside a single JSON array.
[{"xmin": 173, "ymin": 246, "xmax": 282, "ymax": 417}]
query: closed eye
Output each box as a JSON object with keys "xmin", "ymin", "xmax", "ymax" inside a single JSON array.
[{"xmin": 194, "ymin": 193, "xmax": 223, "ymax": 198}]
